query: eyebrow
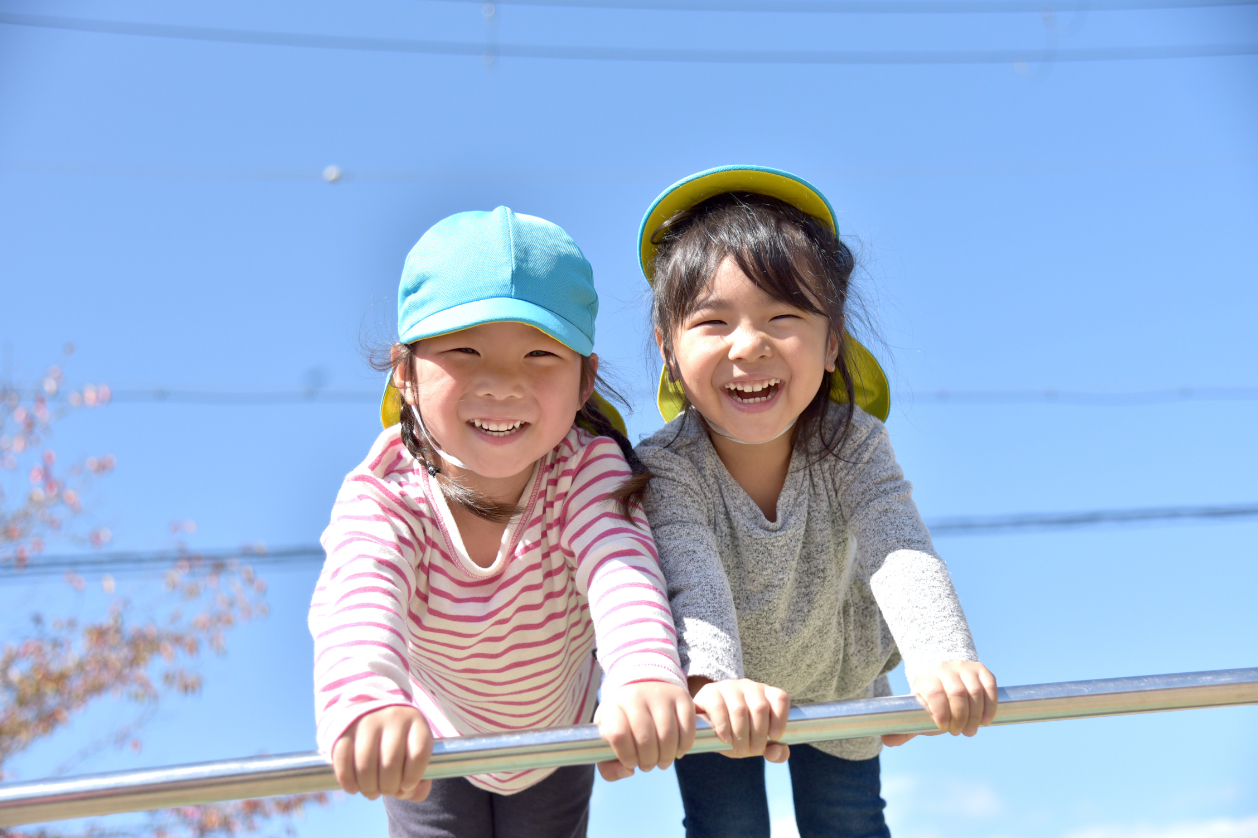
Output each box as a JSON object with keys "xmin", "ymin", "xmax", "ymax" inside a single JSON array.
[{"xmin": 688, "ymin": 296, "xmax": 731, "ymax": 316}]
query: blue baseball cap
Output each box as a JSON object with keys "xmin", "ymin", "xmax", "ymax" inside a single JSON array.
[{"xmin": 381, "ymin": 207, "xmax": 600, "ymax": 428}]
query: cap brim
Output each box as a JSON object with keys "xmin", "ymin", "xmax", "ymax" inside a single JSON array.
[
  {"xmin": 656, "ymin": 334, "xmax": 891, "ymax": 424},
  {"xmin": 577, "ymin": 391, "xmax": 628, "ymax": 438},
  {"xmin": 639, "ymin": 165, "xmax": 839, "ymax": 282},
  {"xmin": 381, "ymin": 378, "xmax": 404, "ymax": 429},
  {"xmin": 400, "ymin": 298, "xmax": 594, "ymax": 357}
]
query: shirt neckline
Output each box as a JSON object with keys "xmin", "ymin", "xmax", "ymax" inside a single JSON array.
[
  {"xmin": 695, "ymin": 422, "xmax": 803, "ymax": 531},
  {"xmin": 421, "ymin": 459, "xmax": 543, "ymax": 579}
]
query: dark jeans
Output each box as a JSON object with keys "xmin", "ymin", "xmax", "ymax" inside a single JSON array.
[
  {"xmin": 674, "ymin": 745, "xmax": 891, "ymax": 838},
  {"xmin": 383, "ymin": 763, "xmax": 594, "ymax": 838}
]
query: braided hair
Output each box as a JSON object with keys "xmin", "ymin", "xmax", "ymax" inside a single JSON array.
[{"xmin": 575, "ymin": 361, "xmax": 652, "ymax": 520}]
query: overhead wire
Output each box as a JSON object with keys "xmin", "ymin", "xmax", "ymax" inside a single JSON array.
[
  {"xmin": 1, "ymin": 13, "xmax": 1254, "ymax": 64},
  {"xmin": 4, "ymin": 155, "xmax": 1256, "ymax": 183},
  {"xmin": 51, "ymin": 385, "xmax": 1258, "ymax": 407},
  {"xmin": 927, "ymin": 503, "xmax": 1258, "ymax": 534},
  {"xmin": 1, "ymin": 546, "xmax": 325, "ymax": 582},
  {"xmin": 6, "ymin": 386, "xmax": 1258, "ymax": 407},
  {"xmin": 454, "ymin": 0, "xmax": 1258, "ymax": 11},
  {"xmin": 903, "ymin": 387, "xmax": 1258, "ymax": 406},
  {"xmin": 5, "ymin": 503, "xmax": 1257, "ymax": 581}
]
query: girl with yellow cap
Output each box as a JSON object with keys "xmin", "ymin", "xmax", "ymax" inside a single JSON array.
[{"xmin": 636, "ymin": 167, "xmax": 998, "ymax": 838}]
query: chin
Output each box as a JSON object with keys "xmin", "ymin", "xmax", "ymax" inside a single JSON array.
[{"xmin": 466, "ymin": 460, "xmax": 530, "ymax": 480}]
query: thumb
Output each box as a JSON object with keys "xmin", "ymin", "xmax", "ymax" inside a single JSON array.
[
  {"xmin": 597, "ymin": 759, "xmax": 633, "ymax": 782},
  {"xmin": 881, "ymin": 733, "xmax": 917, "ymax": 747}
]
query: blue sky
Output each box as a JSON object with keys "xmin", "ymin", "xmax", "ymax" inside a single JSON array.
[{"xmin": 1, "ymin": 2, "xmax": 1256, "ymax": 837}]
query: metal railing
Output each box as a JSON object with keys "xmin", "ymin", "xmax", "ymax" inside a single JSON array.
[{"xmin": 1, "ymin": 667, "xmax": 1255, "ymax": 828}]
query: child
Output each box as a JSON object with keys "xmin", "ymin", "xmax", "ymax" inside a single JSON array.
[
  {"xmin": 309, "ymin": 207, "xmax": 694, "ymax": 838},
  {"xmin": 635, "ymin": 167, "xmax": 998, "ymax": 838}
]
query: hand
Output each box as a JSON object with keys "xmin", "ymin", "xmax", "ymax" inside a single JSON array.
[
  {"xmin": 332, "ymin": 706, "xmax": 433, "ymax": 801},
  {"xmin": 690, "ymin": 676, "xmax": 791, "ymax": 763},
  {"xmin": 882, "ymin": 661, "xmax": 998, "ymax": 747},
  {"xmin": 595, "ymin": 681, "xmax": 696, "ymax": 782}
]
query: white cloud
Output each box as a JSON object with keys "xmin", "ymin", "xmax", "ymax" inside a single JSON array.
[
  {"xmin": 882, "ymin": 772, "xmax": 918, "ymax": 799},
  {"xmin": 1064, "ymin": 815, "xmax": 1258, "ymax": 838},
  {"xmin": 771, "ymin": 813, "xmax": 801, "ymax": 838},
  {"xmin": 881, "ymin": 772, "xmax": 1003, "ymax": 820}
]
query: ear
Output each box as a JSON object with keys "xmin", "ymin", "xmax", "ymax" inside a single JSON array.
[
  {"xmin": 824, "ymin": 330, "xmax": 840, "ymax": 373},
  {"xmin": 580, "ymin": 353, "xmax": 600, "ymax": 404},
  {"xmin": 654, "ymin": 329, "xmax": 675, "ymax": 380},
  {"xmin": 391, "ymin": 344, "xmax": 415, "ymax": 404}
]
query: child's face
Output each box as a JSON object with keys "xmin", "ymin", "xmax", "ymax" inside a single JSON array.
[
  {"xmin": 400, "ymin": 321, "xmax": 589, "ymax": 485},
  {"xmin": 663, "ymin": 257, "xmax": 838, "ymax": 444}
]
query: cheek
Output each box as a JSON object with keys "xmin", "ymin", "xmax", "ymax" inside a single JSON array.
[
  {"xmin": 413, "ymin": 368, "xmax": 463, "ymax": 414},
  {"xmin": 563, "ymin": 370, "xmax": 587, "ymax": 415},
  {"xmin": 533, "ymin": 366, "xmax": 584, "ymax": 418},
  {"xmin": 669, "ymin": 336, "xmax": 709, "ymax": 377}
]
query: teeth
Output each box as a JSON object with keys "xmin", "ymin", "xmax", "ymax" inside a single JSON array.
[
  {"xmin": 724, "ymin": 379, "xmax": 781, "ymax": 393},
  {"xmin": 724, "ymin": 379, "xmax": 781, "ymax": 404},
  {"xmin": 472, "ymin": 419, "xmax": 524, "ymax": 434}
]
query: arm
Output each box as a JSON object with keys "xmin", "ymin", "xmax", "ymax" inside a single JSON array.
[
  {"xmin": 835, "ymin": 412, "xmax": 997, "ymax": 740},
  {"xmin": 309, "ymin": 437, "xmax": 434, "ymax": 795},
  {"xmin": 637, "ymin": 442, "xmax": 744, "ymax": 683},
  {"xmin": 563, "ymin": 436, "xmax": 693, "ymax": 778},
  {"xmin": 638, "ymin": 440, "xmax": 790, "ymax": 761}
]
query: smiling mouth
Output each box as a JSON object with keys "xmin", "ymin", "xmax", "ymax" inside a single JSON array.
[
  {"xmin": 724, "ymin": 379, "xmax": 781, "ymax": 404},
  {"xmin": 470, "ymin": 419, "xmax": 527, "ymax": 437}
]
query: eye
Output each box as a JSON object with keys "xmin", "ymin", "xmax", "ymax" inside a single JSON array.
[
  {"xmin": 526, "ymin": 349, "xmax": 556, "ymax": 357},
  {"xmin": 449, "ymin": 347, "xmax": 479, "ymax": 355}
]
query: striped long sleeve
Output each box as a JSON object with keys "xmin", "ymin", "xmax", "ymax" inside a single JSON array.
[{"xmin": 309, "ymin": 425, "xmax": 685, "ymax": 793}]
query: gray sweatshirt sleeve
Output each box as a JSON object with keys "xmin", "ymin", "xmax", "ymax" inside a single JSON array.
[
  {"xmin": 639, "ymin": 443, "xmax": 745, "ymax": 682},
  {"xmin": 836, "ymin": 411, "xmax": 979, "ymax": 682}
]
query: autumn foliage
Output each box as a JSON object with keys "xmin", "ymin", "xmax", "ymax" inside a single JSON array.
[{"xmin": 1, "ymin": 352, "xmax": 328, "ymax": 837}]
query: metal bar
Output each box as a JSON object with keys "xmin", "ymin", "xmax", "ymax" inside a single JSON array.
[{"xmin": 1, "ymin": 667, "xmax": 1254, "ymax": 828}]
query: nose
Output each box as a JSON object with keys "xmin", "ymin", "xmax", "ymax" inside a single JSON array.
[
  {"xmin": 728, "ymin": 321, "xmax": 771, "ymax": 362},
  {"xmin": 473, "ymin": 357, "xmax": 524, "ymax": 400}
]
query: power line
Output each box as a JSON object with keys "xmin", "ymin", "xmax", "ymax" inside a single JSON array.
[
  {"xmin": 86, "ymin": 385, "xmax": 1258, "ymax": 407},
  {"xmin": 459, "ymin": 0, "xmax": 1258, "ymax": 11},
  {"xmin": 3, "ymin": 157, "xmax": 1255, "ymax": 183},
  {"xmin": 1, "ymin": 13, "xmax": 1254, "ymax": 64},
  {"xmin": 107, "ymin": 389, "xmax": 377, "ymax": 406},
  {"xmin": 0, "ymin": 546, "xmax": 324, "ymax": 582},
  {"xmin": 6, "ymin": 386, "xmax": 1258, "ymax": 408},
  {"xmin": 4, "ymin": 503, "xmax": 1257, "ymax": 581},
  {"xmin": 929, "ymin": 503, "xmax": 1258, "ymax": 534},
  {"xmin": 908, "ymin": 387, "xmax": 1258, "ymax": 406}
]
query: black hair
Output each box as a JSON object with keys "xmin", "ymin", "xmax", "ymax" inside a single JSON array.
[
  {"xmin": 373, "ymin": 345, "xmax": 650, "ymax": 523},
  {"xmin": 648, "ymin": 191, "xmax": 859, "ymax": 462}
]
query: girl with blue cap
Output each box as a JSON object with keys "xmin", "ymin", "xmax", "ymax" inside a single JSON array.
[
  {"xmin": 636, "ymin": 167, "xmax": 998, "ymax": 837},
  {"xmin": 309, "ymin": 207, "xmax": 693, "ymax": 837}
]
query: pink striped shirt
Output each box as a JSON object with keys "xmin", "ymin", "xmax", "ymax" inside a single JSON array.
[{"xmin": 309, "ymin": 425, "xmax": 685, "ymax": 794}]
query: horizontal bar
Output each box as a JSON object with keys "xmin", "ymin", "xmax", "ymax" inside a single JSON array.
[{"xmin": 1, "ymin": 667, "xmax": 1254, "ymax": 828}]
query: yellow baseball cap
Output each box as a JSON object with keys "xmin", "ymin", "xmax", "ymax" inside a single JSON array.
[{"xmin": 640, "ymin": 165, "xmax": 891, "ymax": 423}]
